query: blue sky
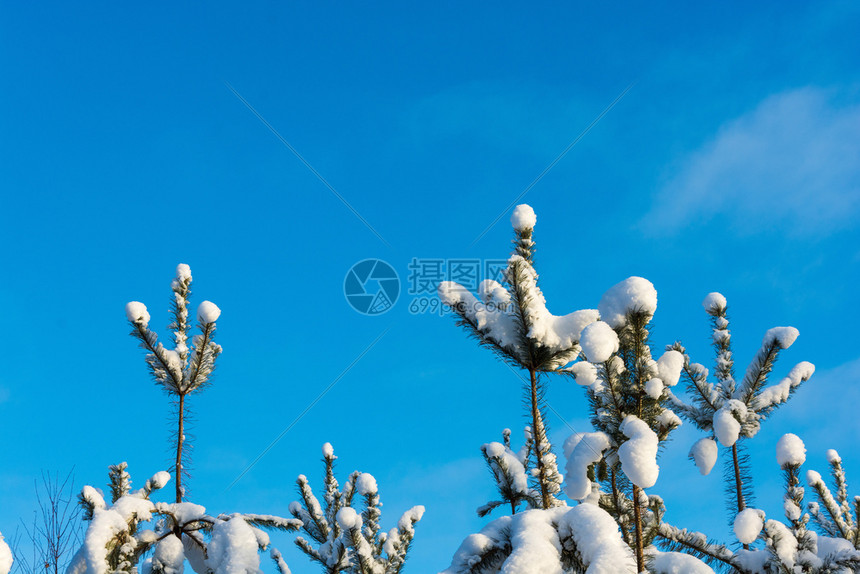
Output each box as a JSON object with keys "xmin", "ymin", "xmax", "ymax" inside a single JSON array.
[{"xmin": 1, "ymin": 2, "xmax": 859, "ymax": 571}]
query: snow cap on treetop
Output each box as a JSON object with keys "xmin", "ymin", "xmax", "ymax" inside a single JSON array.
[
  {"xmin": 356, "ymin": 473, "xmax": 378, "ymax": 496},
  {"xmin": 702, "ymin": 292, "xmax": 727, "ymax": 313},
  {"xmin": 598, "ymin": 277, "xmax": 658, "ymax": 328},
  {"xmin": 322, "ymin": 443, "xmax": 334, "ymax": 458},
  {"xmin": 806, "ymin": 469, "xmax": 823, "ymax": 487},
  {"xmin": 734, "ymin": 508, "xmax": 764, "ymax": 545},
  {"xmin": 400, "ymin": 505, "xmax": 425, "ymax": 529},
  {"xmin": 763, "ymin": 326, "xmax": 799, "ymax": 349},
  {"xmin": 125, "ymin": 301, "xmax": 150, "ymax": 326},
  {"xmin": 197, "ymin": 301, "xmax": 221, "ymax": 324},
  {"xmin": 176, "ymin": 263, "xmax": 192, "ymax": 282},
  {"xmin": 510, "ymin": 204, "xmax": 536, "ymax": 231},
  {"xmin": 579, "ymin": 321, "xmax": 619, "ymax": 363},
  {"xmin": 826, "ymin": 449, "xmax": 841, "ymax": 464},
  {"xmin": 336, "ymin": 507, "xmax": 361, "ymax": 530},
  {"xmin": 776, "ymin": 433, "xmax": 806, "ymax": 468}
]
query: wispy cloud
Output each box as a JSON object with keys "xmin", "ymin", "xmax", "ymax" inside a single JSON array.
[{"xmin": 645, "ymin": 87, "xmax": 860, "ymax": 235}]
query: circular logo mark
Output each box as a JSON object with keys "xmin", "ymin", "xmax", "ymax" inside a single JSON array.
[{"xmin": 344, "ymin": 259, "xmax": 400, "ymax": 315}]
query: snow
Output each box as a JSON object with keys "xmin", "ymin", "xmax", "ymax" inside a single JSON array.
[
  {"xmin": 440, "ymin": 261, "xmax": 598, "ymax": 362},
  {"xmin": 509, "ymin": 255, "xmax": 598, "ymax": 352},
  {"xmin": 734, "ymin": 508, "xmax": 764, "ymax": 544},
  {"xmin": 502, "ymin": 509, "xmax": 563, "ymax": 574},
  {"xmin": 816, "ymin": 535, "xmax": 854, "ymax": 560},
  {"xmin": 543, "ymin": 309, "xmax": 600, "ymax": 351},
  {"xmin": 484, "ymin": 442, "xmax": 529, "ymax": 495},
  {"xmin": 826, "ymin": 449, "xmax": 841, "ymax": 464},
  {"xmin": 182, "ymin": 532, "xmax": 208, "ymax": 574},
  {"xmin": 197, "ymin": 301, "xmax": 222, "ymax": 324},
  {"xmin": 733, "ymin": 549, "xmax": 770, "ymax": 573},
  {"xmin": 656, "ymin": 409, "xmax": 682, "ymax": 429},
  {"xmin": 764, "ymin": 519, "xmax": 798, "ymax": 567},
  {"xmin": 569, "ymin": 361, "xmax": 598, "ymax": 386},
  {"xmin": 649, "ymin": 550, "xmax": 714, "ymax": 573},
  {"xmin": 206, "ymin": 516, "xmax": 262, "ymax": 574},
  {"xmin": 511, "ymin": 204, "xmax": 537, "ymax": 230},
  {"xmin": 125, "ymin": 301, "xmax": 150, "ymax": 325},
  {"xmin": 336, "ymin": 507, "xmax": 361, "ymax": 530},
  {"xmin": 0, "ymin": 532, "xmax": 12, "ymax": 574},
  {"xmin": 557, "ymin": 504, "xmax": 636, "ymax": 573},
  {"xmin": 689, "ymin": 438, "xmax": 718, "ymax": 475},
  {"xmin": 563, "ymin": 432, "xmax": 611, "ymax": 500},
  {"xmin": 579, "ymin": 321, "xmax": 619, "ymax": 363},
  {"xmin": 656, "ymin": 350, "xmax": 684, "ymax": 387},
  {"xmin": 176, "ymin": 263, "xmax": 192, "ymax": 282},
  {"xmin": 81, "ymin": 485, "xmax": 106, "ymax": 510},
  {"xmin": 597, "ymin": 277, "xmax": 658, "ymax": 328},
  {"xmin": 645, "ymin": 378, "xmax": 664, "ymax": 399},
  {"xmin": 783, "ymin": 499, "xmax": 801, "ymax": 521},
  {"xmin": 752, "ymin": 361, "xmax": 815, "ymax": 411},
  {"xmin": 617, "ymin": 416, "xmax": 659, "ymax": 488},
  {"xmin": 84, "ymin": 508, "xmax": 129, "ymax": 574},
  {"xmin": 478, "ymin": 279, "xmax": 510, "ymax": 305},
  {"xmin": 702, "ymin": 292, "xmax": 727, "ymax": 312},
  {"xmin": 438, "ymin": 281, "xmax": 519, "ymax": 352},
  {"xmin": 163, "ymin": 502, "xmax": 207, "ymax": 525},
  {"xmin": 147, "ymin": 471, "xmax": 171, "ymax": 491},
  {"xmin": 321, "ymin": 442, "xmax": 334, "ymax": 458},
  {"xmin": 162, "ymin": 349, "xmax": 182, "ymax": 375},
  {"xmin": 442, "ymin": 506, "xmax": 636, "ymax": 574},
  {"xmin": 443, "ymin": 514, "xmax": 514, "ymax": 573},
  {"xmin": 806, "ymin": 469, "xmax": 823, "ymax": 486},
  {"xmin": 355, "ymin": 473, "xmax": 378, "ymax": 496},
  {"xmin": 112, "ymin": 495, "xmax": 155, "ymax": 521},
  {"xmin": 776, "ymin": 433, "xmax": 806, "ymax": 467},
  {"xmin": 763, "ymin": 326, "xmax": 799, "ymax": 349},
  {"xmin": 713, "ymin": 401, "xmax": 745, "ymax": 447},
  {"xmin": 152, "ymin": 535, "xmax": 185, "ymax": 574},
  {"xmin": 270, "ymin": 549, "xmax": 291, "ymax": 574},
  {"xmin": 397, "ymin": 506, "xmax": 424, "ymax": 535}
]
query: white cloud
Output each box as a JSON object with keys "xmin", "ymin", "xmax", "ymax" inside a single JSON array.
[{"xmin": 646, "ymin": 87, "xmax": 860, "ymax": 235}]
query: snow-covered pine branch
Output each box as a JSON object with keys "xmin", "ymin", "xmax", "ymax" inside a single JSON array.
[
  {"xmin": 438, "ymin": 204, "xmax": 856, "ymax": 573},
  {"xmin": 806, "ymin": 449, "xmax": 860, "ymax": 547},
  {"xmin": 67, "ymin": 464, "xmax": 297, "ymax": 574},
  {"xmin": 439, "ymin": 205, "xmax": 599, "ymax": 511},
  {"xmin": 126, "ymin": 264, "xmax": 222, "ymax": 502},
  {"xmin": 562, "ymin": 275, "xmax": 688, "ymax": 570},
  {"xmin": 478, "ymin": 429, "xmax": 541, "ymax": 517},
  {"xmin": 664, "ymin": 292, "xmax": 814, "ymax": 526},
  {"xmin": 288, "ymin": 444, "xmax": 423, "ymax": 574}
]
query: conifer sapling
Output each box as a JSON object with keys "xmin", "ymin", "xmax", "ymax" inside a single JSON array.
[{"xmin": 126, "ymin": 264, "xmax": 222, "ymax": 503}]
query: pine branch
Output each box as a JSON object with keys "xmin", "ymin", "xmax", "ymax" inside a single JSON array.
[
  {"xmin": 734, "ymin": 340, "xmax": 781, "ymax": 405},
  {"xmin": 235, "ymin": 515, "xmax": 302, "ymax": 533},
  {"xmin": 295, "ymin": 475, "xmax": 330, "ymax": 543},
  {"xmin": 656, "ymin": 523, "xmax": 739, "ymax": 571}
]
